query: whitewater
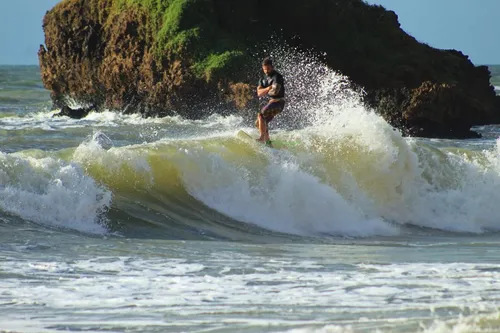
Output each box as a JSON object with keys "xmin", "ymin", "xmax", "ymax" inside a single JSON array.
[{"xmin": 1, "ymin": 58, "xmax": 500, "ymax": 333}]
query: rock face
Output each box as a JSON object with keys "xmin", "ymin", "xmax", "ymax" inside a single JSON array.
[{"xmin": 39, "ymin": 0, "xmax": 500, "ymax": 138}]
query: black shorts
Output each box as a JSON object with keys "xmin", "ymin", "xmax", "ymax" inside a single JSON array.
[{"xmin": 259, "ymin": 100, "xmax": 285, "ymax": 123}]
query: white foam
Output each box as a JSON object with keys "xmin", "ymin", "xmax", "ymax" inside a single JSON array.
[
  {"xmin": 284, "ymin": 326, "xmax": 355, "ymax": 333},
  {"xmin": 176, "ymin": 145, "xmax": 396, "ymax": 237},
  {"xmin": 0, "ymin": 152, "xmax": 111, "ymax": 234},
  {"xmin": 363, "ymin": 137, "xmax": 500, "ymax": 233},
  {"xmin": 0, "ymin": 110, "xmax": 164, "ymax": 130},
  {"xmin": 417, "ymin": 313, "xmax": 500, "ymax": 333},
  {"xmin": 0, "ymin": 107, "xmax": 246, "ymax": 133},
  {"xmin": 2, "ymin": 256, "xmax": 500, "ymax": 332}
]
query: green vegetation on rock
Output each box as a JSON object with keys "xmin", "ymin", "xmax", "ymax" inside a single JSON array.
[
  {"xmin": 192, "ymin": 50, "xmax": 246, "ymax": 81},
  {"xmin": 112, "ymin": 0, "xmax": 247, "ymax": 82}
]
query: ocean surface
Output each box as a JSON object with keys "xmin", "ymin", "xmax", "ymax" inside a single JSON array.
[
  {"xmin": 490, "ymin": 65, "xmax": 500, "ymax": 94},
  {"xmin": 2, "ymin": 62, "xmax": 500, "ymax": 333}
]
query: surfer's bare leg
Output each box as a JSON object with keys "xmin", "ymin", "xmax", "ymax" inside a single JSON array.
[{"xmin": 257, "ymin": 113, "xmax": 270, "ymax": 142}]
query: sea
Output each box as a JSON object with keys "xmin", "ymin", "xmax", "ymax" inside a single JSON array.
[{"xmin": 2, "ymin": 60, "xmax": 500, "ymax": 333}]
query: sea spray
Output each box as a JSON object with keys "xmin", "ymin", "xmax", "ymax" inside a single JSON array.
[{"xmin": 255, "ymin": 41, "xmax": 360, "ymax": 129}]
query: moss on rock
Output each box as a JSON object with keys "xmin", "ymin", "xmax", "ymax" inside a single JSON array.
[{"xmin": 111, "ymin": 0, "xmax": 247, "ymax": 82}]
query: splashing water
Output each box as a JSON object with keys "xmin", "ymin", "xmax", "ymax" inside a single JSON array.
[{"xmin": 0, "ymin": 151, "xmax": 111, "ymax": 234}]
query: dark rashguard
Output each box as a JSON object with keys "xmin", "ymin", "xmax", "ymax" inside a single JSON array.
[{"xmin": 258, "ymin": 70, "xmax": 285, "ymax": 100}]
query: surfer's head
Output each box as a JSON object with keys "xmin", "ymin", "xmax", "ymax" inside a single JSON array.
[{"xmin": 262, "ymin": 57, "xmax": 274, "ymax": 75}]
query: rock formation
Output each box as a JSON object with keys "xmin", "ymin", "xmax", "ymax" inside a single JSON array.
[{"xmin": 39, "ymin": 0, "xmax": 500, "ymax": 138}]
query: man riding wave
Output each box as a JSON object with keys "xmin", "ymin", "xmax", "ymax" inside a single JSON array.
[{"xmin": 256, "ymin": 57, "xmax": 285, "ymax": 145}]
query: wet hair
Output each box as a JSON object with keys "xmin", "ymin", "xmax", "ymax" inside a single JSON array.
[{"xmin": 262, "ymin": 57, "xmax": 273, "ymax": 66}]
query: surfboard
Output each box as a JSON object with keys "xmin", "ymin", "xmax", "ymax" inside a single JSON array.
[
  {"xmin": 237, "ymin": 130, "xmax": 272, "ymax": 147},
  {"xmin": 236, "ymin": 130, "xmax": 299, "ymax": 149}
]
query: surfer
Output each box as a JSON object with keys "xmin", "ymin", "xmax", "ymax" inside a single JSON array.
[{"xmin": 256, "ymin": 57, "xmax": 285, "ymax": 145}]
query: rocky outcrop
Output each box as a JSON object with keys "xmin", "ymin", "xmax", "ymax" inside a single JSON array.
[
  {"xmin": 39, "ymin": 0, "xmax": 500, "ymax": 138},
  {"xmin": 364, "ymin": 53, "xmax": 498, "ymax": 138}
]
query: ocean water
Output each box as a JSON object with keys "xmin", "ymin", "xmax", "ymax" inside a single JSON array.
[{"xmin": 2, "ymin": 61, "xmax": 500, "ymax": 333}]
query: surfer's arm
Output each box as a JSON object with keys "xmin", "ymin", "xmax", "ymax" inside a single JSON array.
[
  {"xmin": 268, "ymin": 82, "xmax": 281, "ymax": 97},
  {"xmin": 257, "ymin": 85, "xmax": 272, "ymax": 97}
]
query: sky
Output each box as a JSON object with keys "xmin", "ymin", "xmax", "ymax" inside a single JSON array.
[
  {"xmin": 0, "ymin": 0, "xmax": 498, "ymax": 65},
  {"xmin": 0, "ymin": 0, "xmax": 60, "ymax": 65},
  {"xmin": 364, "ymin": 0, "xmax": 499, "ymax": 65}
]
